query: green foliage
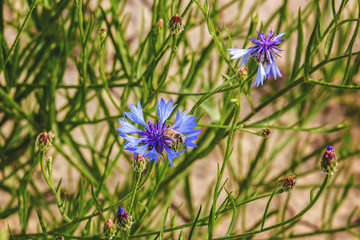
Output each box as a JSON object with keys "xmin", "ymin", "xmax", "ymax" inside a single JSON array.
[{"xmin": 1, "ymin": 0, "xmax": 360, "ymax": 239}]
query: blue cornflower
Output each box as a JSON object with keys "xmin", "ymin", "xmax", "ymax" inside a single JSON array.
[
  {"xmin": 117, "ymin": 99, "xmax": 200, "ymax": 166},
  {"xmin": 228, "ymin": 30, "xmax": 285, "ymax": 87}
]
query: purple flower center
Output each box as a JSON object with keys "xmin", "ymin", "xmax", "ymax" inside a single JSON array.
[
  {"xmin": 138, "ymin": 121, "xmax": 172, "ymax": 155},
  {"xmin": 249, "ymin": 31, "xmax": 282, "ymax": 63}
]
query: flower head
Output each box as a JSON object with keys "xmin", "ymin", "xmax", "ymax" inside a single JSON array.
[
  {"xmin": 103, "ymin": 219, "xmax": 116, "ymax": 239},
  {"xmin": 228, "ymin": 30, "xmax": 285, "ymax": 87},
  {"xmin": 168, "ymin": 14, "xmax": 184, "ymax": 35},
  {"xmin": 278, "ymin": 174, "xmax": 296, "ymax": 192},
  {"xmin": 258, "ymin": 128, "xmax": 271, "ymax": 138},
  {"xmin": 116, "ymin": 206, "xmax": 133, "ymax": 231},
  {"xmin": 320, "ymin": 145, "xmax": 338, "ymax": 174},
  {"xmin": 36, "ymin": 131, "xmax": 55, "ymax": 152},
  {"xmin": 117, "ymin": 99, "xmax": 200, "ymax": 166},
  {"xmin": 132, "ymin": 154, "xmax": 147, "ymax": 173}
]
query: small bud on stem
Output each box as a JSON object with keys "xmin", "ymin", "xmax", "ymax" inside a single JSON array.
[
  {"xmin": 116, "ymin": 206, "xmax": 133, "ymax": 231},
  {"xmin": 36, "ymin": 131, "xmax": 55, "ymax": 152},
  {"xmin": 132, "ymin": 154, "xmax": 147, "ymax": 173},
  {"xmin": 278, "ymin": 174, "xmax": 296, "ymax": 192},
  {"xmin": 103, "ymin": 219, "xmax": 116, "ymax": 239},
  {"xmin": 321, "ymin": 146, "xmax": 338, "ymax": 174},
  {"xmin": 168, "ymin": 14, "xmax": 184, "ymax": 35}
]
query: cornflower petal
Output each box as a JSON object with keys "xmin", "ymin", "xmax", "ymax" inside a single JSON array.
[
  {"xmin": 117, "ymin": 117, "xmax": 142, "ymax": 134},
  {"xmin": 274, "ymin": 32, "xmax": 285, "ymax": 40},
  {"xmin": 164, "ymin": 146, "xmax": 186, "ymax": 166},
  {"xmin": 184, "ymin": 132, "xmax": 200, "ymax": 148},
  {"xmin": 227, "ymin": 48, "xmax": 252, "ymax": 61},
  {"xmin": 240, "ymin": 52, "xmax": 251, "ymax": 66},
  {"xmin": 254, "ymin": 64, "xmax": 266, "ymax": 87},
  {"xmin": 171, "ymin": 109, "xmax": 187, "ymax": 129},
  {"xmin": 124, "ymin": 101, "xmax": 147, "ymax": 127},
  {"xmin": 145, "ymin": 147, "xmax": 162, "ymax": 162},
  {"xmin": 133, "ymin": 144, "xmax": 149, "ymax": 157},
  {"xmin": 264, "ymin": 57, "xmax": 282, "ymax": 80},
  {"xmin": 157, "ymin": 98, "xmax": 177, "ymax": 124},
  {"xmin": 119, "ymin": 134, "xmax": 145, "ymax": 147},
  {"xmin": 171, "ymin": 109, "xmax": 200, "ymax": 134}
]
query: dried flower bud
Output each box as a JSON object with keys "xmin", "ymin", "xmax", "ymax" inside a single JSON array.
[
  {"xmin": 258, "ymin": 128, "xmax": 271, "ymax": 138},
  {"xmin": 237, "ymin": 67, "xmax": 248, "ymax": 79},
  {"xmin": 320, "ymin": 146, "xmax": 338, "ymax": 174},
  {"xmin": 168, "ymin": 14, "xmax": 184, "ymax": 35},
  {"xmin": 153, "ymin": 19, "xmax": 164, "ymax": 34},
  {"xmin": 99, "ymin": 28, "xmax": 107, "ymax": 40},
  {"xmin": 103, "ymin": 219, "xmax": 117, "ymax": 239},
  {"xmin": 36, "ymin": 131, "xmax": 55, "ymax": 152},
  {"xmin": 278, "ymin": 174, "xmax": 296, "ymax": 192},
  {"xmin": 116, "ymin": 206, "xmax": 133, "ymax": 231},
  {"xmin": 157, "ymin": 19, "xmax": 164, "ymax": 27},
  {"xmin": 132, "ymin": 154, "xmax": 147, "ymax": 173}
]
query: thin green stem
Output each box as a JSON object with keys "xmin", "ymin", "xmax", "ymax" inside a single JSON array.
[
  {"xmin": 49, "ymin": 162, "xmax": 155, "ymax": 234},
  {"xmin": 4, "ymin": 0, "xmax": 38, "ymax": 68},
  {"xmin": 39, "ymin": 155, "xmax": 72, "ymax": 222},
  {"xmin": 213, "ymin": 175, "xmax": 331, "ymax": 239},
  {"xmin": 128, "ymin": 172, "xmax": 141, "ymax": 214},
  {"xmin": 260, "ymin": 184, "xmax": 278, "ymax": 230},
  {"xmin": 208, "ymin": 78, "xmax": 243, "ymax": 239}
]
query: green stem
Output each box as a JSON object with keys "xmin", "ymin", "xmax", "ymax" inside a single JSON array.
[
  {"xmin": 99, "ymin": 34, "xmax": 120, "ymax": 110},
  {"xmin": 308, "ymin": 79, "xmax": 360, "ymax": 89},
  {"xmin": 4, "ymin": 0, "xmax": 38, "ymax": 68},
  {"xmin": 125, "ymin": 171, "xmax": 141, "ymax": 240},
  {"xmin": 48, "ymin": 162, "xmax": 155, "ymax": 234},
  {"xmin": 19, "ymin": 151, "xmax": 43, "ymax": 232},
  {"xmin": 208, "ymin": 79, "xmax": 242, "ymax": 239},
  {"xmin": 39, "ymin": 154, "xmax": 72, "ymax": 222},
  {"xmin": 128, "ymin": 172, "xmax": 141, "ymax": 214},
  {"xmin": 131, "ymin": 161, "xmax": 169, "ymax": 234},
  {"xmin": 213, "ymin": 174, "xmax": 331, "ymax": 239},
  {"xmin": 155, "ymin": 34, "xmax": 179, "ymax": 94},
  {"xmin": 260, "ymin": 184, "xmax": 278, "ymax": 230}
]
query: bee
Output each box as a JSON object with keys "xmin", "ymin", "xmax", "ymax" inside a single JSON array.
[{"xmin": 164, "ymin": 128, "xmax": 185, "ymax": 151}]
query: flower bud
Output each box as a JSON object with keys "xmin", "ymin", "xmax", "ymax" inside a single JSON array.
[
  {"xmin": 103, "ymin": 219, "xmax": 117, "ymax": 239},
  {"xmin": 237, "ymin": 67, "xmax": 248, "ymax": 79},
  {"xmin": 278, "ymin": 174, "xmax": 296, "ymax": 192},
  {"xmin": 157, "ymin": 19, "xmax": 164, "ymax": 27},
  {"xmin": 320, "ymin": 146, "xmax": 338, "ymax": 174},
  {"xmin": 132, "ymin": 154, "xmax": 147, "ymax": 173},
  {"xmin": 116, "ymin": 206, "xmax": 133, "ymax": 231},
  {"xmin": 258, "ymin": 128, "xmax": 271, "ymax": 138},
  {"xmin": 36, "ymin": 131, "xmax": 55, "ymax": 152},
  {"xmin": 154, "ymin": 19, "xmax": 164, "ymax": 34},
  {"xmin": 99, "ymin": 28, "xmax": 107, "ymax": 41},
  {"xmin": 168, "ymin": 14, "xmax": 184, "ymax": 35}
]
